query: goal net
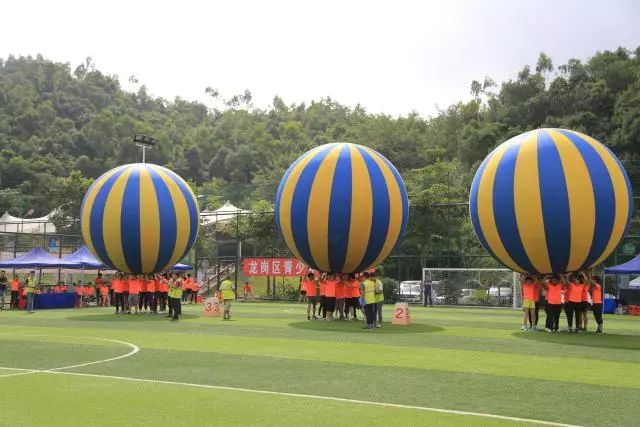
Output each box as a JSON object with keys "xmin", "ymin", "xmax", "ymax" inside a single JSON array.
[{"xmin": 421, "ymin": 268, "xmax": 520, "ymax": 308}]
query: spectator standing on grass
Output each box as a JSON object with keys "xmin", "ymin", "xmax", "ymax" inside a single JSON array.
[
  {"xmin": 317, "ymin": 274, "xmax": 326, "ymax": 319},
  {"xmin": 219, "ymin": 275, "xmax": 235, "ymax": 320},
  {"xmin": 423, "ymin": 273, "xmax": 433, "ymax": 307},
  {"xmin": 24, "ymin": 270, "xmax": 36, "ymax": 313},
  {"xmin": 564, "ymin": 273, "xmax": 583, "ymax": 333},
  {"xmin": 145, "ymin": 274, "xmax": 156, "ymax": 313},
  {"xmin": 243, "ymin": 281, "xmax": 253, "ymax": 301},
  {"xmin": 0, "ymin": 270, "xmax": 7, "ymax": 310},
  {"xmin": 99, "ymin": 279, "xmax": 110, "ymax": 307},
  {"xmin": 528, "ymin": 279, "xmax": 542, "ymax": 330},
  {"xmin": 168, "ymin": 272, "xmax": 183, "ymax": 321},
  {"xmin": 360, "ymin": 272, "xmax": 377, "ymax": 330},
  {"xmin": 10, "ymin": 274, "xmax": 20, "ymax": 309},
  {"xmin": 323, "ymin": 274, "xmax": 337, "ymax": 322},
  {"xmin": 373, "ymin": 271, "xmax": 384, "ymax": 328},
  {"xmin": 335, "ymin": 275, "xmax": 347, "ymax": 320},
  {"xmin": 544, "ymin": 275, "xmax": 563, "ymax": 332},
  {"xmin": 95, "ymin": 273, "xmax": 104, "ymax": 304}
]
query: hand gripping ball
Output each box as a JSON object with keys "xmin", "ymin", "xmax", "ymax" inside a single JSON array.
[
  {"xmin": 80, "ymin": 163, "xmax": 200, "ymax": 274},
  {"xmin": 469, "ymin": 128, "xmax": 633, "ymax": 274},
  {"xmin": 276, "ymin": 143, "xmax": 409, "ymax": 274}
]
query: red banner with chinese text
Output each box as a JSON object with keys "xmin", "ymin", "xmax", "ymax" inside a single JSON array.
[{"xmin": 242, "ymin": 258, "xmax": 309, "ymax": 277}]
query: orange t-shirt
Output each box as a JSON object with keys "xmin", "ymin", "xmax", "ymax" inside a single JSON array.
[
  {"xmin": 191, "ymin": 282, "xmax": 199, "ymax": 292},
  {"xmin": 522, "ymin": 282, "xmax": 537, "ymax": 301},
  {"xmin": 568, "ymin": 282, "xmax": 583, "ymax": 303},
  {"xmin": 100, "ymin": 285, "xmax": 109, "ymax": 296},
  {"xmin": 591, "ymin": 283, "xmax": 602, "ymax": 304},
  {"xmin": 160, "ymin": 279, "xmax": 169, "ymax": 293},
  {"xmin": 581, "ymin": 284, "xmax": 589, "ymax": 302},
  {"xmin": 83, "ymin": 286, "xmax": 94, "ymax": 296},
  {"xmin": 302, "ymin": 280, "xmax": 316, "ymax": 297},
  {"xmin": 184, "ymin": 278, "xmax": 193, "ymax": 290},
  {"xmin": 75, "ymin": 286, "xmax": 83, "ymax": 296},
  {"xmin": 11, "ymin": 280, "xmax": 19, "ymax": 291},
  {"xmin": 324, "ymin": 280, "xmax": 336, "ymax": 297},
  {"xmin": 145, "ymin": 279, "xmax": 156, "ymax": 292},
  {"xmin": 122, "ymin": 279, "xmax": 130, "ymax": 292},
  {"xmin": 350, "ymin": 280, "xmax": 360, "ymax": 298},
  {"xmin": 319, "ymin": 281, "xmax": 326, "ymax": 296},
  {"xmin": 335, "ymin": 281, "xmax": 346, "ymax": 298},
  {"xmin": 139, "ymin": 279, "xmax": 147, "ymax": 292},
  {"xmin": 95, "ymin": 278, "xmax": 103, "ymax": 287},
  {"xmin": 128, "ymin": 279, "xmax": 141, "ymax": 295},
  {"xmin": 545, "ymin": 283, "xmax": 563, "ymax": 305},
  {"xmin": 244, "ymin": 284, "xmax": 252, "ymax": 293},
  {"xmin": 112, "ymin": 279, "xmax": 123, "ymax": 293}
]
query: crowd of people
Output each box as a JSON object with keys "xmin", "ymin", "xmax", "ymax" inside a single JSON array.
[
  {"xmin": 520, "ymin": 271, "xmax": 604, "ymax": 334},
  {"xmin": 299, "ymin": 270, "xmax": 384, "ymax": 329},
  {"xmin": 0, "ymin": 269, "xmax": 201, "ymax": 320}
]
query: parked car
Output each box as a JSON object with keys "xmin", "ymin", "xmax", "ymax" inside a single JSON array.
[
  {"xmin": 399, "ymin": 281, "xmax": 422, "ymax": 303},
  {"xmin": 457, "ymin": 288, "xmax": 476, "ymax": 305},
  {"xmin": 488, "ymin": 286, "xmax": 512, "ymax": 306}
]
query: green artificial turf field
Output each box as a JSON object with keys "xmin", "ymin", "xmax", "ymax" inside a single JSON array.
[{"xmin": 1, "ymin": 303, "xmax": 639, "ymax": 426}]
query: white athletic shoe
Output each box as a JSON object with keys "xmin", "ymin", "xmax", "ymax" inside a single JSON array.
[
  {"xmin": 545, "ymin": 328, "xmax": 552, "ymax": 333},
  {"xmin": 521, "ymin": 325, "xmax": 528, "ymax": 331}
]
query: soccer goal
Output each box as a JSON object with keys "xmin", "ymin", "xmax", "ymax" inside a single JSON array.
[{"xmin": 422, "ymin": 268, "xmax": 520, "ymax": 308}]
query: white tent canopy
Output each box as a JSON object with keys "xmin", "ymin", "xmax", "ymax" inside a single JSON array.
[
  {"xmin": 200, "ymin": 201, "xmax": 250, "ymax": 226},
  {"xmin": 0, "ymin": 211, "xmax": 57, "ymax": 233}
]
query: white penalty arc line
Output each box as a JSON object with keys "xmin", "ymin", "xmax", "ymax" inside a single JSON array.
[
  {"xmin": 0, "ymin": 335, "xmax": 139, "ymax": 378},
  {"xmin": 0, "ymin": 335, "xmax": 578, "ymax": 427},
  {"xmin": 41, "ymin": 371, "xmax": 579, "ymax": 427}
]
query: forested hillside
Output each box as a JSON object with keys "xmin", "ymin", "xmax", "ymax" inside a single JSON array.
[{"xmin": 1, "ymin": 48, "xmax": 639, "ymax": 261}]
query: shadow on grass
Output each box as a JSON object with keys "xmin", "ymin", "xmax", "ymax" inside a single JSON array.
[
  {"xmin": 513, "ymin": 331, "xmax": 640, "ymax": 351},
  {"xmin": 288, "ymin": 321, "xmax": 443, "ymax": 334},
  {"xmin": 66, "ymin": 313, "xmax": 199, "ymax": 322}
]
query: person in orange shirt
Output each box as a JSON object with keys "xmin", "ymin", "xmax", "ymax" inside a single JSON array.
[
  {"xmin": 243, "ymin": 282, "xmax": 253, "ymax": 301},
  {"xmin": 111, "ymin": 273, "xmax": 124, "ymax": 314},
  {"xmin": 145, "ymin": 274, "xmax": 156, "ymax": 313},
  {"xmin": 589, "ymin": 274, "xmax": 604, "ymax": 334},
  {"xmin": 99, "ymin": 280, "xmax": 110, "ymax": 307},
  {"xmin": 343, "ymin": 274, "xmax": 359, "ymax": 320},
  {"xmin": 122, "ymin": 274, "xmax": 130, "ymax": 312},
  {"xmin": 75, "ymin": 281, "xmax": 84, "ymax": 307},
  {"xmin": 301, "ymin": 272, "xmax": 318, "ymax": 320},
  {"xmin": 520, "ymin": 275, "xmax": 537, "ymax": 331},
  {"xmin": 335, "ymin": 275, "xmax": 347, "ymax": 320},
  {"xmin": 95, "ymin": 273, "xmax": 104, "ymax": 304},
  {"xmin": 543, "ymin": 275, "xmax": 563, "ymax": 332},
  {"xmin": 158, "ymin": 273, "xmax": 169, "ymax": 312},
  {"xmin": 190, "ymin": 279, "xmax": 198, "ymax": 304},
  {"xmin": 138, "ymin": 275, "xmax": 148, "ymax": 312},
  {"xmin": 10, "ymin": 274, "xmax": 20, "ymax": 309},
  {"xmin": 128, "ymin": 274, "xmax": 141, "ymax": 314},
  {"xmin": 323, "ymin": 274, "xmax": 337, "ymax": 321},
  {"xmin": 564, "ymin": 273, "xmax": 584, "ymax": 333},
  {"xmin": 183, "ymin": 274, "xmax": 193, "ymax": 304}
]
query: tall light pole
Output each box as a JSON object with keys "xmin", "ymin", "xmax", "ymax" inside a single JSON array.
[{"xmin": 133, "ymin": 134, "xmax": 156, "ymax": 163}]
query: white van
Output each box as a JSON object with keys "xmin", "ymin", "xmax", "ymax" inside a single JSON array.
[{"xmin": 399, "ymin": 281, "xmax": 422, "ymax": 303}]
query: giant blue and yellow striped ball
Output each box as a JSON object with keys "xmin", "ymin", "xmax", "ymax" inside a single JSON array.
[
  {"xmin": 469, "ymin": 128, "xmax": 633, "ymax": 274},
  {"xmin": 276, "ymin": 143, "xmax": 409, "ymax": 274},
  {"xmin": 80, "ymin": 163, "xmax": 200, "ymax": 274}
]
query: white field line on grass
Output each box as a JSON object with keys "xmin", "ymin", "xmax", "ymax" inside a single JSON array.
[
  {"xmin": 0, "ymin": 335, "xmax": 139, "ymax": 378},
  {"xmin": 0, "ymin": 335, "xmax": 580, "ymax": 427}
]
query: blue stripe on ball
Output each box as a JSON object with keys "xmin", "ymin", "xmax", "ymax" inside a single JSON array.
[{"xmin": 327, "ymin": 144, "xmax": 352, "ymax": 273}]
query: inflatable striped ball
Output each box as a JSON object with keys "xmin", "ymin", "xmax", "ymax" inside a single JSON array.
[
  {"xmin": 276, "ymin": 142, "xmax": 409, "ymax": 274},
  {"xmin": 469, "ymin": 128, "xmax": 633, "ymax": 274},
  {"xmin": 80, "ymin": 163, "xmax": 199, "ymax": 274}
]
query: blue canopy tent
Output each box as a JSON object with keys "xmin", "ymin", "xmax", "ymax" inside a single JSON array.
[
  {"xmin": 0, "ymin": 247, "xmax": 80, "ymax": 309},
  {"xmin": 171, "ymin": 263, "xmax": 193, "ymax": 271},
  {"xmin": 604, "ymin": 255, "xmax": 640, "ymax": 310},
  {"xmin": 62, "ymin": 246, "xmax": 106, "ymax": 269},
  {"xmin": 604, "ymin": 255, "xmax": 640, "ymax": 275},
  {"xmin": 0, "ymin": 247, "xmax": 80, "ymax": 269}
]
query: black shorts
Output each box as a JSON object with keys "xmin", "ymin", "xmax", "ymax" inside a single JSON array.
[
  {"xmin": 351, "ymin": 297, "xmax": 361, "ymax": 309},
  {"xmin": 581, "ymin": 302, "xmax": 590, "ymax": 311},
  {"xmin": 300, "ymin": 290, "xmax": 307, "ymax": 296},
  {"xmin": 324, "ymin": 297, "xmax": 336, "ymax": 312},
  {"xmin": 307, "ymin": 295, "xmax": 317, "ymax": 304}
]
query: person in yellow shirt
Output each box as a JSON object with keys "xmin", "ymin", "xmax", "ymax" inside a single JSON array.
[
  {"xmin": 359, "ymin": 272, "xmax": 377, "ymax": 330},
  {"xmin": 24, "ymin": 271, "xmax": 36, "ymax": 313},
  {"xmin": 219, "ymin": 276, "xmax": 235, "ymax": 320},
  {"xmin": 372, "ymin": 271, "xmax": 384, "ymax": 328},
  {"xmin": 168, "ymin": 272, "xmax": 183, "ymax": 321}
]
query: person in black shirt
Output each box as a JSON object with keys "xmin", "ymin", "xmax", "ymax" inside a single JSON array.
[{"xmin": 0, "ymin": 270, "xmax": 7, "ymax": 310}]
